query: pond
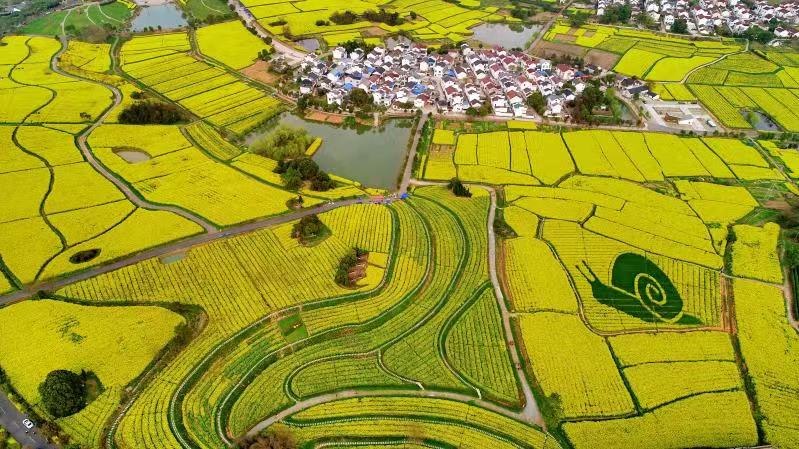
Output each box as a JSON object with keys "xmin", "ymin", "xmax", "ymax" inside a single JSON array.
[
  {"xmin": 741, "ymin": 110, "xmax": 780, "ymax": 132},
  {"xmin": 470, "ymin": 23, "xmax": 542, "ymax": 49},
  {"xmin": 245, "ymin": 113, "xmax": 414, "ymax": 190},
  {"xmin": 114, "ymin": 148, "xmax": 152, "ymax": 163},
  {"xmin": 131, "ymin": 3, "xmax": 187, "ymax": 32},
  {"xmin": 296, "ymin": 38, "xmax": 320, "ymax": 52}
]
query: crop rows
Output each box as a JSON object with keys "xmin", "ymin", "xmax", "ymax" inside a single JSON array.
[{"xmin": 120, "ymin": 33, "xmax": 282, "ymax": 135}]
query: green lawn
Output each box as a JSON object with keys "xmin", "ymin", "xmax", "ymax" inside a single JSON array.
[
  {"xmin": 185, "ymin": 0, "xmax": 233, "ymax": 21},
  {"xmin": 21, "ymin": 2, "xmax": 132, "ymax": 35}
]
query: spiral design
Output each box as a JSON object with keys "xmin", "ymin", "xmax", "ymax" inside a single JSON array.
[{"xmin": 611, "ymin": 253, "xmax": 683, "ymax": 323}]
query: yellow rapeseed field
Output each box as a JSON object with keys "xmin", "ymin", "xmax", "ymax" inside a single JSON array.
[
  {"xmin": 45, "ymin": 163, "xmax": 126, "ymax": 214},
  {"xmin": 16, "ymin": 126, "xmax": 84, "ymax": 166},
  {"xmin": 48, "ymin": 200, "xmax": 136, "ymax": 246},
  {"xmin": 0, "ymin": 299, "xmax": 184, "ymax": 405},
  {"xmin": 609, "ymin": 331, "xmax": 736, "ymax": 366},
  {"xmin": 196, "ymin": 20, "xmax": 272, "ymax": 70},
  {"xmin": 734, "ymin": 279, "xmax": 799, "ymax": 448},
  {"xmin": 731, "ymin": 223, "xmax": 783, "ymax": 283},
  {"xmin": 624, "ymin": 360, "xmax": 744, "ymax": 409},
  {"xmin": 0, "ymin": 126, "xmax": 43, "ymax": 173},
  {"xmin": 563, "ymin": 391, "xmax": 758, "ymax": 449},
  {"xmin": 39, "ymin": 209, "xmax": 202, "ymax": 280},
  {"xmin": 0, "ymin": 217, "xmax": 61, "ymax": 284},
  {"xmin": 519, "ymin": 312, "xmax": 635, "ymax": 418}
]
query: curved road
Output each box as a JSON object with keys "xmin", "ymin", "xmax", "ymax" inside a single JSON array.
[
  {"xmin": 227, "ymin": 0, "xmax": 305, "ymax": 64},
  {"xmin": 0, "ymin": 394, "xmax": 56, "ymax": 449},
  {"xmin": 51, "ymin": 37, "xmax": 218, "ymax": 233}
]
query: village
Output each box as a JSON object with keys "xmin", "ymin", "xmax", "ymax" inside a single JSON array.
[
  {"xmin": 597, "ymin": 0, "xmax": 799, "ymax": 37},
  {"xmin": 297, "ymin": 41, "xmax": 610, "ymax": 119}
]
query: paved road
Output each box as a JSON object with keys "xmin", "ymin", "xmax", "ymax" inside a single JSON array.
[
  {"xmin": 0, "ymin": 394, "xmax": 56, "ymax": 449},
  {"xmin": 51, "ymin": 37, "xmax": 218, "ymax": 233},
  {"xmin": 227, "ymin": 0, "xmax": 305, "ymax": 64},
  {"xmin": 399, "ymin": 114, "xmax": 428, "ymax": 195},
  {"xmin": 0, "ymin": 198, "xmax": 360, "ymax": 306}
]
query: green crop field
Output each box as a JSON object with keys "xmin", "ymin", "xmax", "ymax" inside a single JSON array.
[{"xmin": 1, "ymin": 21, "xmax": 798, "ymax": 449}]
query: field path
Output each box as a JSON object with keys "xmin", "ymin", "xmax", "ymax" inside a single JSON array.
[
  {"xmin": 527, "ymin": 0, "xmax": 574, "ymax": 52},
  {"xmin": 411, "ymin": 180, "xmax": 543, "ymax": 425},
  {"xmin": 51, "ymin": 36, "xmax": 218, "ymax": 233},
  {"xmin": 399, "ymin": 114, "xmax": 428, "ymax": 194},
  {"xmin": 0, "ymin": 197, "xmax": 360, "ymax": 306},
  {"xmin": 227, "ymin": 0, "xmax": 305, "ymax": 64},
  {"xmin": 678, "ymin": 38, "xmax": 750, "ymax": 84},
  {"xmin": 241, "ymin": 180, "xmax": 544, "ymax": 439}
]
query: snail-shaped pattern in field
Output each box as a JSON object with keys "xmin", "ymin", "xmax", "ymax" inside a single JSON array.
[{"xmin": 577, "ymin": 253, "xmax": 697, "ymax": 324}]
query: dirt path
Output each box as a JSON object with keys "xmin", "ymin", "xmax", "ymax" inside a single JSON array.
[
  {"xmin": 679, "ymin": 39, "xmax": 750, "ymax": 84},
  {"xmin": 527, "ymin": 0, "xmax": 574, "ymax": 52},
  {"xmin": 227, "ymin": 0, "xmax": 305, "ymax": 64}
]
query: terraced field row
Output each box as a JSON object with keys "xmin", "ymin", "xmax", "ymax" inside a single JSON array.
[{"xmin": 119, "ymin": 32, "xmax": 282, "ymax": 135}]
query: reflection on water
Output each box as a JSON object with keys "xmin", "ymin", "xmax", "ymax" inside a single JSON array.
[
  {"xmin": 296, "ymin": 38, "xmax": 320, "ymax": 51},
  {"xmin": 245, "ymin": 113, "xmax": 413, "ymax": 190},
  {"xmin": 131, "ymin": 3, "xmax": 187, "ymax": 32},
  {"xmin": 471, "ymin": 23, "xmax": 542, "ymax": 49}
]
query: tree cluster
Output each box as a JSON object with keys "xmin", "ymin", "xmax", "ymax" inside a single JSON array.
[
  {"xmin": 335, "ymin": 247, "xmax": 369, "ymax": 286},
  {"xmin": 670, "ymin": 18, "xmax": 688, "ymax": 34},
  {"xmin": 448, "ymin": 178, "xmax": 472, "ymax": 197},
  {"xmin": 274, "ymin": 157, "xmax": 335, "ymax": 191},
  {"xmin": 362, "ymin": 9, "xmax": 403, "ymax": 25},
  {"xmin": 465, "ymin": 100, "xmax": 493, "ymax": 117},
  {"xmin": 599, "ymin": 3, "xmax": 631, "ymax": 24},
  {"xmin": 38, "ymin": 370, "xmax": 87, "ymax": 418},
  {"xmin": 118, "ymin": 101, "xmax": 186, "ymax": 125},
  {"xmin": 238, "ymin": 430, "xmax": 296, "ymax": 449},
  {"xmin": 526, "ymin": 91, "xmax": 546, "ymax": 115},
  {"xmin": 291, "ymin": 214, "xmax": 324, "ymax": 243},
  {"xmin": 339, "ymin": 39, "xmax": 377, "ymax": 55},
  {"xmin": 330, "ymin": 9, "xmax": 403, "ymax": 26},
  {"xmin": 737, "ymin": 26, "xmax": 775, "ymax": 44},
  {"xmin": 571, "ymin": 82, "xmax": 621, "ymax": 124},
  {"xmin": 250, "ymin": 125, "xmax": 313, "ymax": 160}
]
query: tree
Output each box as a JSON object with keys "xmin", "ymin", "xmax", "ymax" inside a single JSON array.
[
  {"xmin": 38, "ymin": 370, "xmax": 86, "ymax": 418},
  {"xmin": 670, "ymin": 18, "xmax": 688, "ymax": 34},
  {"xmin": 570, "ymin": 11, "xmax": 591, "ymax": 26},
  {"xmin": 281, "ymin": 167, "xmax": 303, "ymax": 190},
  {"xmin": 526, "ymin": 91, "xmax": 546, "ymax": 115},
  {"xmin": 118, "ymin": 101, "xmax": 186, "ymax": 124},
  {"xmin": 599, "ymin": 4, "xmax": 631, "ymax": 24},
  {"xmin": 291, "ymin": 214, "xmax": 324, "ymax": 242},
  {"xmin": 239, "ymin": 429, "xmax": 296, "ymax": 449},
  {"xmin": 448, "ymin": 178, "xmax": 472, "ymax": 197},
  {"xmin": 250, "ymin": 125, "xmax": 313, "ymax": 160},
  {"xmin": 347, "ymin": 88, "xmax": 374, "ymax": 110}
]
